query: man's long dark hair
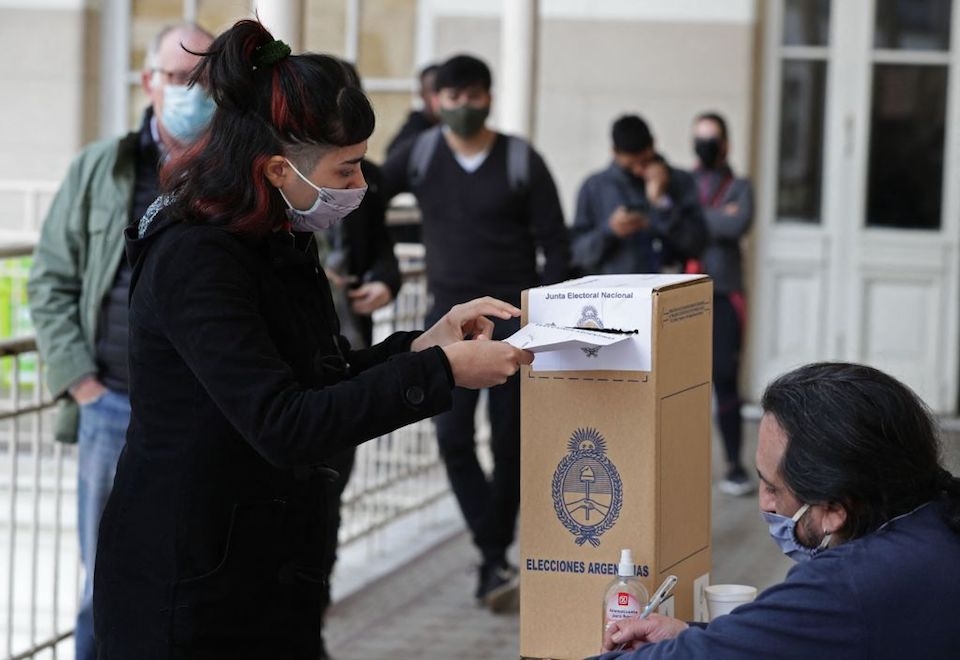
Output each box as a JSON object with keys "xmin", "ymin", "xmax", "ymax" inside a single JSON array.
[
  {"xmin": 762, "ymin": 362, "xmax": 960, "ymax": 539},
  {"xmin": 161, "ymin": 19, "xmax": 375, "ymax": 236}
]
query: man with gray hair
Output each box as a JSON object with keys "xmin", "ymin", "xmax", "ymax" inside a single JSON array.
[{"xmin": 27, "ymin": 22, "xmax": 214, "ymax": 660}]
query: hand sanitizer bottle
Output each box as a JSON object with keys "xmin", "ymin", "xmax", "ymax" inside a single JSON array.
[{"xmin": 603, "ymin": 549, "xmax": 649, "ymax": 630}]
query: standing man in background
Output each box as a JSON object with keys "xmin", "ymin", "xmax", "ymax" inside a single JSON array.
[
  {"xmin": 570, "ymin": 114, "xmax": 706, "ymax": 276},
  {"xmin": 386, "ymin": 63, "xmax": 441, "ymax": 156},
  {"xmin": 688, "ymin": 111, "xmax": 754, "ymax": 496},
  {"xmin": 381, "ymin": 53, "xmax": 570, "ymax": 612},
  {"xmin": 27, "ymin": 23, "xmax": 215, "ymax": 660}
]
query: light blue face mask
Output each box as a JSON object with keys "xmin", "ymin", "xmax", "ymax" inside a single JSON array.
[
  {"xmin": 161, "ymin": 84, "xmax": 215, "ymax": 144},
  {"xmin": 761, "ymin": 504, "xmax": 832, "ymax": 562}
]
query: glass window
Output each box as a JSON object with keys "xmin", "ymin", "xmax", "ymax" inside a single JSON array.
[
  {"xmin": 197, "ymin": 0, "xmax": 251, "ymax": 33},
  {"xmin": 874, "ymin": 0, "xmax": 952, "ymax": 50},
  {"xmin": 304, "ymin": 0, "xmax": 348, "ymax": 57},
  {"xmin": 783, "ymin": 0, "xmax": 831, "ymax": 46},
  {"xmin": 866, "ymin": 64, "xmax": 947, "ymax": 229},
  {"xmin": 777, "ymin": 60, "xmax": 828, "ymax": 222},
  {"xmin": 359, "ymin": 0, "xmax": 417, "ymax": 78},
  {"xmin": 367, "ymin": 92, "xmax": 418, "ymax": 163}
]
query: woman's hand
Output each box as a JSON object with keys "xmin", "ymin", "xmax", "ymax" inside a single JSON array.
[
  {"xmin": 441, "ymin": 338, "xmax": 533, "ymax": 389},
  {"xmin": 411, "ymin": 297, "xmax": 520, "ymax": 352},
  {"xmin": 601, "ymin": 614, "xmax": 689, "ymax": 652}
]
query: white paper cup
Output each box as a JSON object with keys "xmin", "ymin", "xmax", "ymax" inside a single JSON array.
[{"xmin": 703, "ymin": 584, "xmax": 757, "ymax": 621}]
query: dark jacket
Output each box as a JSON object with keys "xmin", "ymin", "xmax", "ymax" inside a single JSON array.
[
  {"xmin": 385, "ymin": 109, "xmax": 436, "ymax": 156},
  {"xmin": 93, "ymin": 206, "xmax": 453, "ymax": 659},
  {"xmin": 690, "ymin": 165, "xmax": 753, "ymax": 294},
  {"xmin": 342, "ymin": 161, "xmax": 402, "ymax": 297},
  {"xmin": 332, "ymin": 159, "xmax": 402, "ymax": 346},
  {"xmin": 571, "ymin": 163, "xmax": 706, "ymax": 275}
]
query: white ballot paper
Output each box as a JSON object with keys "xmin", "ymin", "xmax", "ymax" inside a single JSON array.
[{"xmin": 503, "ymin": 323, "xmax": 633, "ymax": 353}]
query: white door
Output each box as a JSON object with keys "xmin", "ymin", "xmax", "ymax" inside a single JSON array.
[{"xmin": 751, "ymin": 0, "xmax": 960, "ymax": 412}]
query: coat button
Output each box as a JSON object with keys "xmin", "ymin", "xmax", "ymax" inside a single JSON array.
[{"xmin": 405, "ymin": 386, "xmax": 425, "ymax": 405}]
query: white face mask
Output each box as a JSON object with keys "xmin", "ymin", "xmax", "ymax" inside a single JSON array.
[{"xmin": 278, "ymin": 159, "xmax": 367, "ymax": 231}]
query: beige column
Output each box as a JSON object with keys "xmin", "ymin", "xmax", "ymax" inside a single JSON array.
[
  {"xmin": 252, "ymin": 0, "xmax": 303, "ymax": 52},
  {"xmin": 99, "ymin": 0, "xmax": 131, "ymax": 138},
  {"xmin": 498, "ymin": 0, "xmax": 539, "ymax": 138}
]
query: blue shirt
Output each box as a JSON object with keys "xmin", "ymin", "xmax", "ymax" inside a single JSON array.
[{"xmin": 598, "ymin": 501, "xmax": 960, "ymax": 659}]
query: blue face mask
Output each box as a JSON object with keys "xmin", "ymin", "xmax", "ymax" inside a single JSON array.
[
  {"xmin": 761, "ymin": 504, "xmax": 832, "ymax": 562},
  {"xmin": 161, "ymin": 84, "xmax": 215, "ymax": 144}
]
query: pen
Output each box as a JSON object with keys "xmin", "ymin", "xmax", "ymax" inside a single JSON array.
[{"xmin": 612, "ymin": 575, "xmax": 678, "ymax": 651}]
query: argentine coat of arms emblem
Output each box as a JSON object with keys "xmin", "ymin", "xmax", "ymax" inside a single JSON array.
[{"xmin": 552, "ymin": 427, "xmax": 623, "ymax": 547}]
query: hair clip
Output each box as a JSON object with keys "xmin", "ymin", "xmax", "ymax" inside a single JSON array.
[{"xmin": 254, "ymin": 39, "xmax": 291, "ymax": 68}]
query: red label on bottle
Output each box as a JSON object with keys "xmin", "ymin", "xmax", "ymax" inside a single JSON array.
[{"xmin": 606, "ymin": 591, "xmax": 642, "ymax": 621}]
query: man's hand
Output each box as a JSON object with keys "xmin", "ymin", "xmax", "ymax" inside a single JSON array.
[
  {"xmin": 69, "ymin": 375, "xmax": 107, "ymax": 406},
  {"xmin": 442, "ymin": 338, "xmax": 534, "ymax": 389},
  {"xmin": 645, "ymin": 162, "xmax": 670, "ymax": 206},
  {"xmin": 608, "ymin": 206, "xmax": 649, "ymax": 238},
  {"xmin": 601, "ymin": 614, "xmax": 689, "ymax": 652},
  {"xmin": 411, "ymin": 297, "xmax": 520, "ymax": 352},
  {"xmin": 348, "ymin": 281, "xmax": 393, "ymax": 315},
  {"xmin": 324, "ymin": 269, "xmax": 358, "ymax": 290},
  {"xmin": 723, "ymin": 202, "xmax": 740, "ymax": 216}
]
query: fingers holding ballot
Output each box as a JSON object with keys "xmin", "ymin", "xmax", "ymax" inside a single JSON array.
[
  {"xmin": 443, "ymin": 338, "xmax": 534, "ymax": 389},
  {"xmin": 412, "ymin": 296, "xmax": 521, "ymax": 349},
  {"xmin": 410, "ymin": 297, "xmax": 534, "ymax": 390},
  {"xmin": 601, "ymin": 614, "xmax": 689, "ymax": 652}
]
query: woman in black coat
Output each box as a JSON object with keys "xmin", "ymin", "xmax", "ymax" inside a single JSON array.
[{"xmin": 92, "ymin": 19, "xmax": 531, "ymax": 659}]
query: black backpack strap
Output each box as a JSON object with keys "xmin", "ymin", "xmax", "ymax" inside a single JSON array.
[{"xmin": 407, "ymin": 125, "xmax": 443, "ymax": 188}]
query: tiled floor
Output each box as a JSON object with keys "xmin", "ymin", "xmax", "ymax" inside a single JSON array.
[{"xmin": 325, "ymin": 420, "xmax": 960, "ymax": 660}]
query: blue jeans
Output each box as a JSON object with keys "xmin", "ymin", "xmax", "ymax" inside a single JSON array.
[{"xmin": 76, "ymin": 389, "xmax": 130, "ymax": 660}]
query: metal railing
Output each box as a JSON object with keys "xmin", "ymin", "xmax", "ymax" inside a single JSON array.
[
  {"xmin": 0, "ymin": 334, "xmax": 73, "ymax": 660},
  {"xmin": 0, "ymin": 243, "xmax": 457, "ymax": 660},
  {"xmin": 0, "ymin": 181, "xmax": 57, "ymax": 237}
]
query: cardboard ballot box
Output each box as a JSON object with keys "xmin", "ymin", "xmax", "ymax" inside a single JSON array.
[{"xmin": 519, "ymin": 274, "xmax": 713, "ymax": 660}]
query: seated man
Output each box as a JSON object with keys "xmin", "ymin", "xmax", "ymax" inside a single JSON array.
[{"xmin": 599, "ymin": 362, "xmax": 960, "ymax": 659}]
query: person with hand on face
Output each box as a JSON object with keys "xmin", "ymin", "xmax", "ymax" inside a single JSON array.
[
  {"xmin": 688, "ymin": 111, "xmax": 755, "ymax": 497},
  {"xmin": 571, "ymin": 114, "xmax": 706, "ymax": 276},
  {"xmin": 597, "ymin": 362, "xmax": 960, "ymax": 660},
  {"xmin": 90, "ymin": 21, "xmax": 532, "ymax": 659},
  {"xmin": 381, "ymin": 53, "xmax": 570, "ymax": 612},
  {"xmin": 26, "ymin": 22, "xmax": 215, "ymax": 660}
]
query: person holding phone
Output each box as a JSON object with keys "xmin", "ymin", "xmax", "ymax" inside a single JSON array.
[{"xmin": 571, "ymin": 115, "xmax": 706, "ymax": 276}]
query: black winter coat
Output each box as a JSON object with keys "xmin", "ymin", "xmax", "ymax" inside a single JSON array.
[
  {"xmin": 336, "ymin": 159, "xmax": 402, "ymax": 346},
  {"xmin": 93, "ymin": 208, "xmax": 452, "ymax": 659}
]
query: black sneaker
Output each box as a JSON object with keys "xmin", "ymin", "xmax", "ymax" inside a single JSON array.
[
  {"xmin": 476, "ymin": 561, "xmax": 519, "ymax": 613},
  {"xmin": 719, "ymin": 465, "xmax": 755, "ymax": 497}
]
